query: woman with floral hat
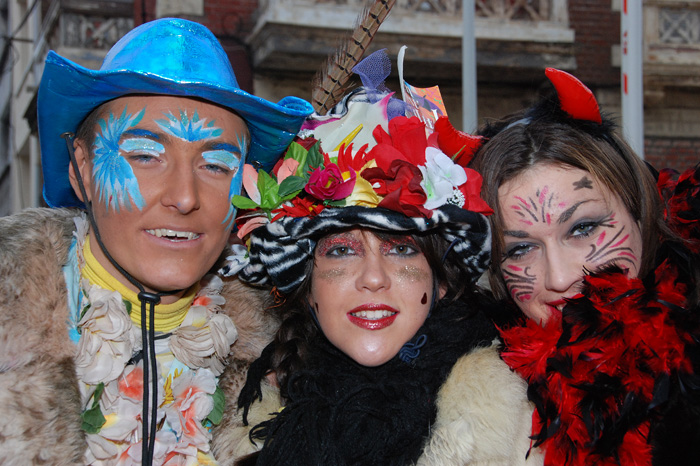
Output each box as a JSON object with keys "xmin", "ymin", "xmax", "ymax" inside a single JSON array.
[
  {"xmin": 213, "ymin": 51, "xmax": 542, "ymax": 466},
  {"xmin": 468, "ymin": 68, "xmax": 700, "ymax": 465},
  {"xmin": 0, "ymin": 18, "xmax": 312, "ymax": 465}
]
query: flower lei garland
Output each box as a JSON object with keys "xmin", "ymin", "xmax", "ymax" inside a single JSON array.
[
  {"xmin": 232, "ymin": 115, "xmax": 492, "ymax": 236},
  {"xmin": 69, "ymin": 218, "xmax": 237, "ymax": 465},
  {"xmin": 499, "ymin": 166, "xmax": 700, "ymax": 466}
]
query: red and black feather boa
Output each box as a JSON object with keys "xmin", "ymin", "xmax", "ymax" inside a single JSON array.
[{"xmin": 500, "ymin": 165, "xmax": 700, "ymax": 465}]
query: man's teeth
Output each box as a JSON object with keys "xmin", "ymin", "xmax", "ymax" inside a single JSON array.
[
  {"xmin": 352, "ymin": 310, "xmax": 396, "ymax": 320},
  {"xmin": 147, "ymin": 229, "xmax": 199, "ymax": 240}
]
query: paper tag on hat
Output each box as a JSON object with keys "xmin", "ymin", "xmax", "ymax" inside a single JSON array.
[{"xmin": 398, "ymin": 46, "xmax": 448, "ymax": 130}]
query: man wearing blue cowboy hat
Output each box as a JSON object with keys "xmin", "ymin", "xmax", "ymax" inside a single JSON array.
[{"xmin": 0, "ymin": 18, "xmax": 311, "ymax": 464}]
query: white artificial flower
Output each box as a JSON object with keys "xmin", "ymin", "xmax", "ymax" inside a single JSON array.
[
  {"xmin": 419, "ymin": 147, "xmax": 468, "ymax": 210},
  {"xmin": 163, "ymin": 369, "xmax": 217, "ymax": 452},
  {"xmin": 75, "ymin": 282, "xmax": 139, "ymax": 385}
]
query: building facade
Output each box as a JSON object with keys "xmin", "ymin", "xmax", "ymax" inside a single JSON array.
[{"xmin": 1, "ymin": 0, "xmax": 698, "ymax": 214}]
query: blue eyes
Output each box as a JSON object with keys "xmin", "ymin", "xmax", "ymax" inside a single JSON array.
[{"xmin": 570, "ymin": 221, "xmax": 599, "ymax": 238}]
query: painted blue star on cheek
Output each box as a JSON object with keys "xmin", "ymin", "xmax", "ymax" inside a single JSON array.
[{"xmin": 92, "ymin": 107, "xmax": 147, "ymax": 212}]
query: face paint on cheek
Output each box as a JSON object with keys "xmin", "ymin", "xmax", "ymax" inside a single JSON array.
[
  {"xmin": 502, "ymin": 265, "xmax": 536, "ymax": 302},
  {"xmin": 584, "ymin": 214, "xmax": 639, "ymax": 269},
  {"xmin": 316, "ymin": 267, "xmax": 347, "ymax": 282},
  {"xmin": 92, "ymin": 107, "xmax": 148, "ymax": 212},
  {"xmin": 421, "ymin": 293, "xmax": 427, "ymax": 305},
  {"xmin": 395, "ymin": 265, "xmax": 431, "ymax": 284}
]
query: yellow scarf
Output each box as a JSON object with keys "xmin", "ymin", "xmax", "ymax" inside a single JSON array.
[{"xmin": 81, "ymin": 236, "xmax": 197, "ymax": 332}]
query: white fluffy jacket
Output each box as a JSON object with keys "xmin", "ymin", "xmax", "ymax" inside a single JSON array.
[
  {"xmin": 418, "ymin": 343, "xmax": 543, "ymax": 465},
  {"xmin": 0, "ymin": 208, "xmax": 278, "ymax": 465}
]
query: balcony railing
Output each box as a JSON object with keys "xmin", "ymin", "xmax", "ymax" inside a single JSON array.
[{"xmin": 253, "ymin": 0, "xmax": 573, "ymax": 43}]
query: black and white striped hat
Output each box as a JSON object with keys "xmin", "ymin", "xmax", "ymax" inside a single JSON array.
[{"xmin": 238, "ymin": 204, "xmax": 490, "ymax": 294}]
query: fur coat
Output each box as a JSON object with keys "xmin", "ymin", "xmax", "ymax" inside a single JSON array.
[
  {"xmin": 214, "ymin": 343, "xmax": 543, "ymax": 465},
  {"xmin": 0, "ymin": 208, "xmax": 279, "ymax": 465}
]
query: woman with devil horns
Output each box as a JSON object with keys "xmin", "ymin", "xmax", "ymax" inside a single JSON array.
[{"xmin": 465, "ymin": 68, "xmax": 700, "ymax": 465}]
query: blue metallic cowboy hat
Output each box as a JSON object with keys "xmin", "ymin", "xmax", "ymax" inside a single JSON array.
[{"xmin": 38, "ymin": 17, "xmax": 313, "ymax": 208}]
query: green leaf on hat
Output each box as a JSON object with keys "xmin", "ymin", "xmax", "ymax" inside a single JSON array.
[
  {"xmin": 231, "ymin": 195, "xmax": 260, "ymax": 210},
  {"xmin": 278, "ymin": 175, "xmax": 306, "ymax": 198},
  {"xmin": 284, "ymin": 141, "xmax": 314, "ymax": 180},
  {"xmin": 307, "ymin": 142, "xmax": 324, "ymax": 170},
  {"xmin": 258, "ymin": 170, "xmax": 282, "ymax": 210}
]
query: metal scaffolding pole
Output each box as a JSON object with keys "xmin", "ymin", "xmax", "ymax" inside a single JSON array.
[
  {"xmin": 620, "ymin": 0, "xmax": 645, "ymax": 158},
  {"xmin": 462, "ymin": 0, "xmax": 477, "ymax": 133}
]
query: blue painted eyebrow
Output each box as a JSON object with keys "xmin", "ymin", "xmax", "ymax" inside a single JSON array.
[
  {"xmin": 211, "ymin": 142, "xmax": 242, "ymax": 154},
  {"xmin": 122, "ymin": 128, "xmax": 161, "ymax": 139}
]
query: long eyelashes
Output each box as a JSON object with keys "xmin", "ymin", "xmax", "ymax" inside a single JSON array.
[
  {"xmin": 379, "ymin": 236, "xmax": 419, "ymax": 255},
  {"xmin": 502, "ymin": 266, "xmax": 536, "ymax": 302}
]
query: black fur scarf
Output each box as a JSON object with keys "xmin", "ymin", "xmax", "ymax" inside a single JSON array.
[{"xmin": 238, "ymin": 297, "xmax": 498, "ymax": 466}]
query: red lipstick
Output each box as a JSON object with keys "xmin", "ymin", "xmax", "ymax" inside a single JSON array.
[{"xmin": 347, "ymin": 304, "xmax": 399, "ymax": 330}]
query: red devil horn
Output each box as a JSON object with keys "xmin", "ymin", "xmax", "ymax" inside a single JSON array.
[
  {"xmin": 434, "ymin": 116, "xmax": 485, "ymax": 166},
  {"xmin": 545, "ymin": 68, "xmax": 602, "ymax": 124}
]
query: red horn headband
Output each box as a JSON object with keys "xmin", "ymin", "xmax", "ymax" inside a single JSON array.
[{"xmin": 545, "ymin": 68, "xmax": 602, "ymax": 124}]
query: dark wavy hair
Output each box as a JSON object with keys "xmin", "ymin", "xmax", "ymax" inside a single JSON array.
[{"xmin": 266, "ymin": 228, "xmax": 478, "ymax": 398}]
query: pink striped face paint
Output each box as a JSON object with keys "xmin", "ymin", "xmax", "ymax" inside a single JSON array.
[{"xmin": 497, "ymin": 164, "xmax": 642, "ymax": 325}]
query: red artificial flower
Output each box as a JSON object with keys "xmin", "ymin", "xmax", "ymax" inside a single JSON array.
[
  {"xmin": 433, "ymin": 116, "xmax": 485, "ymax": 167},
  {"xmin": 271, "ymin": 196, "xmax": 325, "ymax": 220},
  {"xmin": 305, "ymin": 163, "xmax": 356, "ymax": 201},
  {"xmin": 337, "ymin": 142, "xmax": 371, "ymax": 173},
  {"xmin": 362, "ymin": 160, "xmax": 431, "ymax": 218},
  {"xmin": 456, "ymin": 168, "xmax": 494, "ymax": 215},
  {"xmin": 370, "ymin": 116, "xmax": 428, "ymax": 170},
  {"xmin": 297, "ymin": 136, "xmax": 320, "ymax": 151}
]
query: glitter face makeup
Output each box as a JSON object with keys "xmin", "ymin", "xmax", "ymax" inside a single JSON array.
[
  {"xmin": 498, "ymin": 164, "xmax": 642, "ymax": 324},
  {"xmin": 309, "ymin": 229, "xmax": 443, "ymax": 367}
]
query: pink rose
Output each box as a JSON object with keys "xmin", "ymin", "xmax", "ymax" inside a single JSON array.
[{"xmin": 305, "ymin": 163, "xmax": 356, "ymax": 201}]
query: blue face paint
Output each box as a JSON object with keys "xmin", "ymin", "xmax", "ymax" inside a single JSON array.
[
  {"xmin": 221, "ymin": 134, "xmax": 248, "ymax": 229},
  {"xmin": 201, "ymin": 148, "xmax": 240, "ymax": 171},
  {"xmin": 155, "ymin": 109, "xmax": 223, "ymax": 142},
  {"xmin": 92, "ymin": 107, "xmax": 147, "ymax": 212},
  {"xmin": 119, "ymin": 137, "xmax": 165, "ymax": 158}
]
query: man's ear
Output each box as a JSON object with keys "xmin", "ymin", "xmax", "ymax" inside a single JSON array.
[{"xmin": 68, "ymin": 139, "xmax": 93, "ymax": 203}]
